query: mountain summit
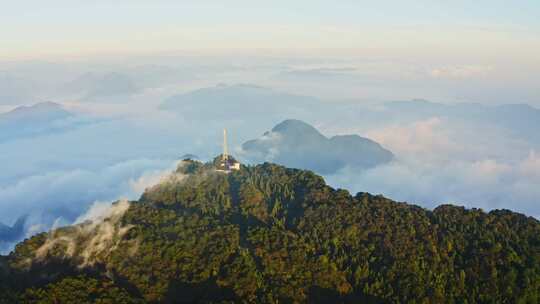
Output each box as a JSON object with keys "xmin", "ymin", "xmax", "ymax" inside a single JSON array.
[
  {"xmin": 0, "ymin": 215, "xmax": 27, "ymax": 251},
  {"xmin": 242, "ymin": 119, "xmax": 394, "ymax": 174},
  {"xmin": 0, "ymin": 102, "xmax": 77, "ymax": 143},
  {"xmin": 1, "ymin": 159, "xmax": 539, "ymax": 303},
  {"xmin": 0, "ymin": 102, "xmax": 71, "ymax": 124}
]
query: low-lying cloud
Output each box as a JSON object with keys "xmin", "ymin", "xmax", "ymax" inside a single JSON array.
[
  {"xmin": 0, "ymin": 158, "xmax": 178, "ymax": 254},
  {"xmin": 326, "ymin": 117, "xmax": 540, "ymax": 219},
  {"xmin": 327, "ymin": 153, "xmax": 540, "ymax": 219},
  {"xmin": 429, "ymin": 65, "xmax": 494, "ymax": 79},
  {"xmin": 34, "ymin": 199, "xmax": 135, "ymax": 267},
  {"xmin": 26, "ymin": 163, "xmax": 194, "ymax": 265}
]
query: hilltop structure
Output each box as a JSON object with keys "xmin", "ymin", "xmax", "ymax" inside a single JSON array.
[
  {"xmin": 4, "ymin": 158, "xmax": 539, "ymax": 303},
  {"xmin": 216, "ymin": 129, "xmax": 240, "ymax": 173}
]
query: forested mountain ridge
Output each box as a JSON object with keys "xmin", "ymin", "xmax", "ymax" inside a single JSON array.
[{"xmin": 1, "ymin": 159, "xmax": 539, "ymax": 303}]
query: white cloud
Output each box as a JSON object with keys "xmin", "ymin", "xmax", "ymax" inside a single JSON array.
[
  {"xmin": 253, "ymin": 115, "xmax": 540, "ymax": 214},
  {"xmin": 365, "ymin": 117, "xmax": 457, "ymax": 159},
  {"xmin": 127, "ymin": 161, "xmax": 179, "ymax": 194},
  {"xmin": 519, "ymin": 151, "xmax": 540, "ymax": 179},
  {"xmin": 74, "ymin": 200, "xmax": 120, "ymax": 225},
  {"xmin": 325, "ymin": 115, "xmax": 540, "ymax": 219},
  {"xmin": 0, "ymin": 158, "xmax": 175, "ymax": 246},
  {"xmin": 326, "ymin": 150, "xmax": 540, "ymax": 218},
  {"xmin": 34, "ymin": 199, "xmax": 134, "ymax": 267},
  {"xmin": 429, "ymin": 65, "xmax": 494, "ymax": 79}
]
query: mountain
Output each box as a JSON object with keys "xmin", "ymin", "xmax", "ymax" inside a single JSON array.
[
  {"xmin": 0, "ymin": 102, "xmax": 76, "ymax": 143},
  {"xmin": 1, "ymin": 158, "xmax": 539, "ymax": 303},
  {"xmin": 241, "ymin": 119, "xmax": 394, "ymax": 174},
  {"xmin": 62, "ymin": 72, "xmax": 140, "ymax": 99},
  {"xmin": 0, "ymin": 216, "xmax": 26, "ymax": 245},
  {"xmin": 359, "ymin": 100, "xmax": 540, "ymax": 143},
  {"xmin": 160, "ymin": 84, "xmax": 324, "ymax": 122},
  {"xmin": 0, "ymin": 102, "xmax": 71, "ymax": 124},
  {"xmin": 0, "ymin": 215, "xmax": 27, "ymax": 255}
]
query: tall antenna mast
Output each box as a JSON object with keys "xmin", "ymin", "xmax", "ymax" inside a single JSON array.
[{"xmin": 223, "ymin": 128, "xmax": 228, "ymax": 161}]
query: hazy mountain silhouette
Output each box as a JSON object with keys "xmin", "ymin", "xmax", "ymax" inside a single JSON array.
[
  {"xmin": 62, "ymin": 72, "xmax": 140, "ymax": 99},
  {"xmin": 0, "ymin": 215, "xmax": 27, "ymax": 248},
  {"xmin": 160, "ymin": 84, "xmax": 325, "ymax": 122},
  {"xmin": 0, "ymin": 102, "xmax": 92, "ymax": 143},
  {"xmin": 368, "ymin": 100, "xmax": 540, "ymax": 143},
  {"xmin": 0, "ymin": 102, "xmax": 71, "ymax": 123}
]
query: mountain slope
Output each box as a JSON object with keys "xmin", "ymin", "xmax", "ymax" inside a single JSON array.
[
  {"xmin": 0, "ymin": 102, "xmax": 75, "ymax": 143},
  {"xmin": 0, "ymin": 102, "xmax": 71, "ymax": 124},
  {"xmin": 0, "ymin": 102, "xmax": 101, "ymax": 144},
  {"xmin": 0, "ymin": 216, "xmax": 26, "ymax": 240},
  {"xmin": 362, "ymin": 100, "xmax": 540, "ymax": 143},
  {"xmin": 242, "ymin": 119, "xmax": 394, "ymax": 174},
  {"xmin": 2, "ymin": 159, "xmax": 539, "ymax": 303},
  {"xmin": 62, "ymin": 72, "xmax": 140, "ymax": 99},
  {"xmin": 158, "ymin": 85, "xmax": 327, "ymax": 129},
  {"xmin": 0, "ymin": 216, "xmax": 27, "ymax": 253}
]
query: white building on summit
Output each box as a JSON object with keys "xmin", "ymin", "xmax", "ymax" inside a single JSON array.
[{"xmin": 216, "ymin": 129, "xmax": 241, "ymax": 172}]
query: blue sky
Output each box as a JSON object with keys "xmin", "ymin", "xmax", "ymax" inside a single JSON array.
[
  {"xmin": 1, "ymin": 1, "xmax": 539, "ymax": 105},
  {"xmin": 2, "ymin": 1, "xmax": 539, "ymax": 58},
  {"xmin": 5, "ymin": 1, "xmax": 540, "ymax": 26}
]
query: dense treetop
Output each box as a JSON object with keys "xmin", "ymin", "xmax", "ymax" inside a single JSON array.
[{"xmin": 1, "ymin": 159, "xmax": 539, "ymax": 303}]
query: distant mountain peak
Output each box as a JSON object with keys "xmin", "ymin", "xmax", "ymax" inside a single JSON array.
[
  {"xmin": 1, "ymin": 102, "xmax": 71, "ymax": 122},
  {"xmin": 31, "ymin": 101, "xmax": 62, "ymax": 108},
  {"xmin": 0, "ymin": 102, "xmax": 77, "ymax": 143},
  {"xmin": 242, "ymin": 119, "xmax": 393, "ymax": 174},
  {"xmin": 62, "ymin": 72, "xmax": 139, "ymax": 99},
  {"xmin": 271, "ymin": 119, "xmax": 324, "ymax": 138},
  {"xmin": 217, "ymin": 83, "xmax": 267, "ymax": 90},
  {"xmin": 11, "ymin": 101, "xmax": 64, "ymax": 112},
  {"xmin": 0, "ymin": 215, "xmax": 27, "ymax": 243},
  {"xmin": 159, "ymin": 85, "xmax": 320, "ymax": 123}
]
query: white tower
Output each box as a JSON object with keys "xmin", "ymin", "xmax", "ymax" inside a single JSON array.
[
  {"xmin": 223, "ymin": 128, "xmax": 229, "ymax": 161},
  {"xmin": 217, "ymin": 128, "xmax": 240, "ymax": 172}
]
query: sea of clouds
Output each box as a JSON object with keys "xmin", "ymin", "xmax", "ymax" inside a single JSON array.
[
  {"xmin": 324, "ymin": 117, "xmax": 540, "ymax": 219},
  {"xmin": 1, "ymin": 55, "xmax": 539, "ymax": 253}
]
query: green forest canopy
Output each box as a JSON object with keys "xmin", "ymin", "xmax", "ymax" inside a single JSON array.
[{"xmin": 1, "ymin": 159, "xmax": 539, "ymax": 303}]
